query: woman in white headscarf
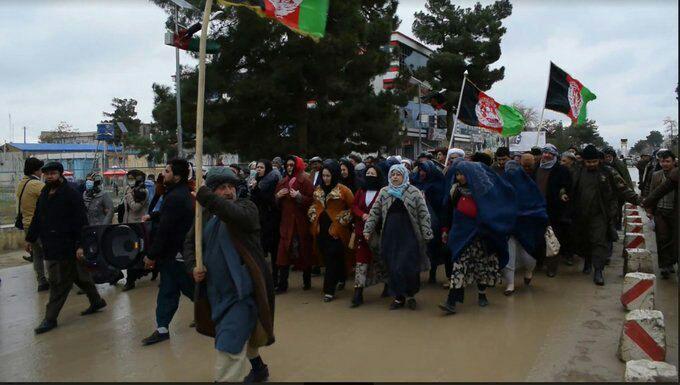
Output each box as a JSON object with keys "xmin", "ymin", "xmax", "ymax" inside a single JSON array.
[{"xmin": 363, "ymin": 164, "xmax": 433, "ymax": 310}]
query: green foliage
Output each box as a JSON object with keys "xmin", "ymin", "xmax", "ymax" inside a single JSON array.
[
  {"xmin": 412, "ymin": 0, "xmax": 513, "ymax": 134},
  {"xmin": 645, "ymin": 130, "xmax": 664, "ymax": 148},
  {"xmin": 102, "ymin": 98, "xmax": 142, "ymax": 145},
  {"xmin": 151, "ymin": 0, "xmax": 406, "ymax": 159},
  {"xmin": 546, "ymin": 119, "xmax": 609, "ymax": 151}
]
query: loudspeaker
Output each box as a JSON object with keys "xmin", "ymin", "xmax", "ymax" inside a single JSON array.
[{"xmin": 82, "ymin": 222, "xmax": 152, "ymax": 270}]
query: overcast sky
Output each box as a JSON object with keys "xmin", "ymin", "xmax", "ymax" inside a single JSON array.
[{"xmin": 1, "ymin": 0, "xmax": 677, "ymax": 147}]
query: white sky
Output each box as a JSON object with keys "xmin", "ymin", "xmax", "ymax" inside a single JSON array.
[{"xmin": 1, "ymin": 0, "xmax": 678, "ymax": 147}]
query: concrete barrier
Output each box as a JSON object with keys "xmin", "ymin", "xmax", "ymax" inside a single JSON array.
[
  {"xmin": 624, "ymin": 233, "xmax": 646, "ymax": 250},
  {"xmin": 625, "ymin": 208, "xmax": 640, "ymax": 217},
  {"xmin": 625, "ymin": 215, "xmax": 643, "ymax": 225},
  {"xmin": 624, "ymin": 359, "xmax": 678, "ymax": 382},
  {"xmin": 618, "ymin": 310, "xmax": 666, "ymax": 362},
  {"xmin": 624, "ymin": 249, "xmax": 654, "ymax": 274},
  {"xmin": 625, "ymin": 203, "xmax": 637, "ymax": 210},
  {"xmin": 621, "ymin": 273, "xmax": 656, "ymax": 311},
  {"xmin": 625, "ymin": 224, "xmax": 644, "ymax": 234}
]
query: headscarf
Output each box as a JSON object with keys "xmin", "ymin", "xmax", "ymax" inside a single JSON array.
[
  {"xmin": 447, "ymin": 148, "xmax": 465, "ymax": 159},
  {"xmin": 446, "ymin": 160, "xmax": 517, "ymax": 269},
  {"xmin": 412, "ymin": 160, "xmax": 445, "ymax": 212},
  {"xmin": 339, "ymin": 158, "xmax": 355, "ymax": 191},
  {"xmin": 256, "ymin": 159, "xmax": 273, "ymax": 181},
  {"xmin": 362, "ymin": 165, "xmax": 384, "ymax": 191},
  {"xmin": 321, "ymin": 160, "xmax": 341, "ymax": 195},
  {"xmin": 540, "ymin": 144, "xmax": 559, "ymax": 169},
  {"xmin": 387, "ymin": 164, "xmax": 409, "ymax": 200}
]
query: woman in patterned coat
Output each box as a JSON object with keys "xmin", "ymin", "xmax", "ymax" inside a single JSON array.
[{"xmin": 364, "ymin": 164, "xmax": 433, "ymax": 310}]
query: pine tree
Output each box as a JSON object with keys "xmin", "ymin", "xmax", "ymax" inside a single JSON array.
[
  {"xmin": 412, "ymin": 0, "xmax": 513, "ymax": 137},
  {"xmin": 151, "ymin": 0, "xmax": 407, "ymax": 160}
]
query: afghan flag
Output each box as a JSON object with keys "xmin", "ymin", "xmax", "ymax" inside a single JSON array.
[
  {"xmin": 217, "ymin": 0, "xmax": 329, "ymax": 40},
  {"xmin": 457, "ymin": 79, "xmax": 525, "ymax": 137},
  {"xmin": 545, "ymin": 62, "xmax": 597, "ymax": 125}
]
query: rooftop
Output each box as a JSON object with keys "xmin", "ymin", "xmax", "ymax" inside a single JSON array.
[{"xmin": 6, "ymin": 142, "xmax": 123, "ymax": 152}]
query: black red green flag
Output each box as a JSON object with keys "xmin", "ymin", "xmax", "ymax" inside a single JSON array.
[
  {"xmin": 457, "ymin": 79, "xmax": 525, "ymax": 137},
  {"xmin": 545, "ymin": 62, "xmax": 597, "ymax": 125},
  {"xmin": 217, "ymin": 0, "xmax": 329, "ymax": 40}
]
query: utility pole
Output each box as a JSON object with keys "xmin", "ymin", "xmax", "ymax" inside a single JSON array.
[
  {"xmin": 175, "ymin": 5, "xmax": 184, "ymax": 158},
  {"xmin": 23, "ymin": 126, "xmax": 26, "ymax": 143}
]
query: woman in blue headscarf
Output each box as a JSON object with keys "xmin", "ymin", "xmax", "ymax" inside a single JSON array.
[
  {"xmin": 439, "ymin": 160, "xmax": 517, "ymax": 314},
  {"xmin": 364, "ymin": 164, "xmax": 433, "ymax": 310},
  {"xmin": 501, "ymin": 160, "xmax": 548, "ymax": 296},
  {"xmin": 411, "ymin": 160, "xmax": 447, "ymax": 284}
]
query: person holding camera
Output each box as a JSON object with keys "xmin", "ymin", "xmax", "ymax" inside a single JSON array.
[{"xmin": 119, "ymin": 169, "xmax": 149, "ymax": 291}]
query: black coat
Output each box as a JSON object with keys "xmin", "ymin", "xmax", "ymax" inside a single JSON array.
[
  {"xmin": 26, "ymin": 179, "xmax": 88, "ymax": 261},
  {"xmin": 147, "ymin": 182, "xmax": 194, "ymax": 261}
]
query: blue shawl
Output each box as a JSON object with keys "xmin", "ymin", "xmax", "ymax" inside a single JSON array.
[
  {"xmin": 412, "ymin": 160, "xmax": 445, "ymax": 228},
  {"xmin": 503, "ymin": 161, "xmax": 548, "ymax": 256},
  {"xmin": 387, "ymin": 164, "xmax": 410, "ymax": 200},
  {"xmin": 446, "ymin": 161, "xmax": 517, "ymax": 268}
]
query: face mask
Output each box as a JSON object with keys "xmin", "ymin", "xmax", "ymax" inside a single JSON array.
[
  {"xmin": 85, "ymin": 180, "xmax": 95, "ymax": 190},
  {"xmin": 127, "ymin": 180, "xmax": 136, "ymax": 188},
  {"xmin": 364, "ymin": 176, "xmax": 380, "ymax": 191}
]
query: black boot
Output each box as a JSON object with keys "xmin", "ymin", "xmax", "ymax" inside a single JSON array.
[
  {"xmin": 150, "ymin": 270, "xmax": 159, "ymax": 281},
  {"xmin": 428, "ymin": 268, "xmax": 437, "ymax": 284},
  {"xmin": 276, "ymin": 266, "xmax": 289, "ymax": 294},
  {"xmin": 81, "ymin": 299, "xmax": 107, "ymax": 315},
  {"xmin": 303, "ymin": 268, "xmax": 312, "ymax": 291},
  {"xmin": 583, "ymin": 257, "xmax": 592, "ymax": 274},
  {"xmin": 350, "ymin": 288, "xmax": 364, "ymax": 308},
  {"xmin": 34, "ymin": 319, "xmax": 57, "ymax": 334},
  {"xmin": 593, "ymin": 269, "xmax": 605, "ymax": 286},
  {"xmin": 438, "ymin": 289, "xmax": 457, "ymax": 315}
]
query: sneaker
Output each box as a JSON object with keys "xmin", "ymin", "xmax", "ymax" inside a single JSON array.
[
  {"xmin": 389, "ymin": 299, "xmax": 405, "ymax": 310},
  {"xmin": 81, "ymin": 299, "xmax": 107, "ymax": 316},
  {"xmin": 438, "ymin": 302, "xmax": 456, "ymax": 315},
  {"xmin": 323, "ymin": 294, "xmax": 334, "ymax": 303},
  {"xmin": 142, "ymin": 330, "xmax": 170, "ymax": 346}
]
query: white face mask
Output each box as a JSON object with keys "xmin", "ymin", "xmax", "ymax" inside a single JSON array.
[{"xmin": 127, "ymin": 180, "xmax": 136, "ymax": 188}]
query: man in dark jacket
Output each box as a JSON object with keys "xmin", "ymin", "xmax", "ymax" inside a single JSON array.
[
  {"xmin": 141, "ymin": 158, "xmax": 195, "ymax": 345},
  {"xmin": 534, "ymin": 144, "xmax": 572, "ymax": 277},
  {"xmin": 492, "ymin": 146, "xmax": 511, "ymax": 176},
  {"xmin": 645, "ymin": 150, "xmax": 677, "ymax": 279},
  {"xmin": 27, "ymin": 162, "xmax": 106, "ymax": 334},
  {"xmin": 571, "ymin": 145, "xmax": 640, "ymax": 286},
  {"xmin": 185, "ymin": 167, "xmax": 275, "ymax": 382}
]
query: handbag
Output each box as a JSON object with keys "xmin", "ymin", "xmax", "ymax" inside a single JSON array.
[
  {"xmin": 545, "ymin": 225, "xmax": 561, "ymax": 257},
  {"xmin": 14, "ymin": 179, "xmax": 33, "ymax": 230}
]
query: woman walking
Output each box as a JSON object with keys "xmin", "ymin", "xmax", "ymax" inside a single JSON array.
[
  {"xmin": 439, "ymin": 160, "xmax": 517, "ymax": 314},
  {"xmin": 308, "ymin": 161, "xmax": 355, "ymax": 302},
  {"xmin": 364, "ymin": 164, "xmax": 433, "ymax": 310},
  {"xmin": 250, "ymin": 160, "xmax": 282, "ymax": 283},
  {"xmin": 350, "ymin": 165, "xmax": 386, "ymax": 307}
]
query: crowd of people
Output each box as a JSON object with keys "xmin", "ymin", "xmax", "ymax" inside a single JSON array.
[{"xmin": 13, "ymin": 140, "xmax": 678, "ymax": 382}]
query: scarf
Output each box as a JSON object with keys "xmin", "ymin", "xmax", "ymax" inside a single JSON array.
[{"xmin": 387, "ymin": 164, "xmax": 409, "ymax": 200}]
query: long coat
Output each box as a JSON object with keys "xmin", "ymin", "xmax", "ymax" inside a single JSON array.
[
  {"xmin": 275, "ymin": 170, "xmax": 315, "ymax": 269},
  {"xmin": 352, "ymin": 189, "xmax": 379, "ymax": 264},
  {"xmin": 184, "ymin": 187, "xmax": 275, "ymax": 350},
  {"xmin": 363, "ymin": 185, "xmax": 433, "ymax": 269}
]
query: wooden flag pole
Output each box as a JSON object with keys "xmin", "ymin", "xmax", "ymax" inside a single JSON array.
[
  {"xmin": 194, "ymin": 0, "xmax": 213, "ymax": 270},
  {"xmin": 445, "ymin": 70, "xmax": 467, "ymax": 167}
]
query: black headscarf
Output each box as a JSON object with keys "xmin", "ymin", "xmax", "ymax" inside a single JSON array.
[
  {"xmin": 339, "ymin": 158, "xmax": 355, "ymax": 191},
  {"xmin": 320, "ymin": 159, "xmax": 341, "ymax": 195},
  {"xmin": 362, "ymin": 165, "xmax": 384, "ymax": 191},
  {"xmin": 256, "ymin": 159, "xmax": 273, "ymax": 181}
]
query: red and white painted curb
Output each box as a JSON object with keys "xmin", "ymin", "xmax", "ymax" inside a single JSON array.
[
  {"xmin": 618, "ymin": 310, "xmax": 666, "ymax": 362},
  {"xmin": 621, "ymin": 272, "xmax": 655, "ymax": 311},
  {"xmin": 624, "ymin": 248, "xmax": 654, "ymax": 274},
  {"xmin": 624, "ymin": 233, "xmax": 646, "ymax": 249}
]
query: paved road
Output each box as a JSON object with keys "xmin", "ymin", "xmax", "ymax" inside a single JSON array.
[{"xmin": 0, "ymin": 226, "xmax": 676, "ymax": 382}]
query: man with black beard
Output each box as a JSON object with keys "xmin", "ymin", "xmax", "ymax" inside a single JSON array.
[
  {"xmin": 28, "ymin": 162, "xmax": 106, "ymax": 334},
  {"xmin": 570, "ymin": 145, "xmax": 640, "ymax": 286},
  {"xmin": 140, "ymin": 159, "xmax": 195, "ymax": 345}
]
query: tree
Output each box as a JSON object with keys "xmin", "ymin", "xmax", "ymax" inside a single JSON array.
[
  {"xmin": 511, "ymin": 102, "xmax": 539, "ymax": 130},
  {"xmin": 151, "ymin": 0, "xmax": 406, "ymax": 159},
  {"xmin": 413, "ymin": 0, "xmax": 513, "ymax": 137},
  {"xmin": 630, "ymin": 139, "xmax": 651, "ymax": 156},
  {"xmin": 545, "ymin": 119, "xmax": 608, "ymax": 151},
  {"xmin": 645, "ymin": 130, "xmax": 664, "ymax": 148},
  {"xmin": 39, "ymin": 121, "xmax": 75, "ymax": 143}
]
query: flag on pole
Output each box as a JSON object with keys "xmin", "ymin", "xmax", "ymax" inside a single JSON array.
[
  {"xmin": 457, "ymin": 79, "xmax": 525, "ymax": 137},
  {"xmin": 217, "ymin": 0, "xmax": 329, "ymax": 40},
  {"xmin": 545, "ymin": 62, "xmax": 597, "ymax": 125}
]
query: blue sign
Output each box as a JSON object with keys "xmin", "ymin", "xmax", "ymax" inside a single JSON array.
[{"xmin": 96, "ymin": 123, "xmax": 114, "ymax": 141}]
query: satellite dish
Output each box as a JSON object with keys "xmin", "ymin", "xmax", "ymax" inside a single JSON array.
[{"xmin": 169, "ymin": 0, "xmax": 197, "ymax": 10}]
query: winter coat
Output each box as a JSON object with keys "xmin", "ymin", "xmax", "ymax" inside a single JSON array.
[
  {"xmin": 352, "ymin": 188, "xmax": 379, "ymax": 263},
  {"xmin": 15, "ymin": 175, "xmax": 44, "ymax": 229},
  {"xmin": 26, "ymin": 180, "xmax": 88, "ymax": 261},
  {"xmin": 184, "ymin": 187, "xmax": 275, "ymax": 351},
  {"xmin": 83, "ymin": 190, "xmax": 114, "ymax": 225},
  {"xmin": 643, "ymin": 167, "xmax": 678, "ymax": 210},
  {"xmin": 147, "ymin": 182, "xmax": 193, "ymax": 261},
  {"xmin": 275, "ymin": 160, "xmax": 315, "ymax": 269},
  {"xmin": 533, "ymin": 163, "xmax": 572, "ymax": 225},
  {"xmin": 250, "ymin": 170, "xmax": 282, "ymax": 254},
  {"xmin": 363, "ymin": 184, "xmax": 433, "ymax": 261},
  {"xmin": 122, "ymin": 185, "xmax": 149, "ymax": 223},
  {"xmin": 308, "ymin": 184, "xmax": 355, "ymax": 246}
]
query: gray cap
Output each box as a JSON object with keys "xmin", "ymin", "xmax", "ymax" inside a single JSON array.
[
  {"xmin": 309, "ymin": 156, "xmax": 322, "ymax": 163},
  {"xmin": 561, "ymin": 151, "xmax": 576, "ymax": 160},
  {"xmin": 205, "ymin": 167, "xmax": 240, "ymax": 190}
]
